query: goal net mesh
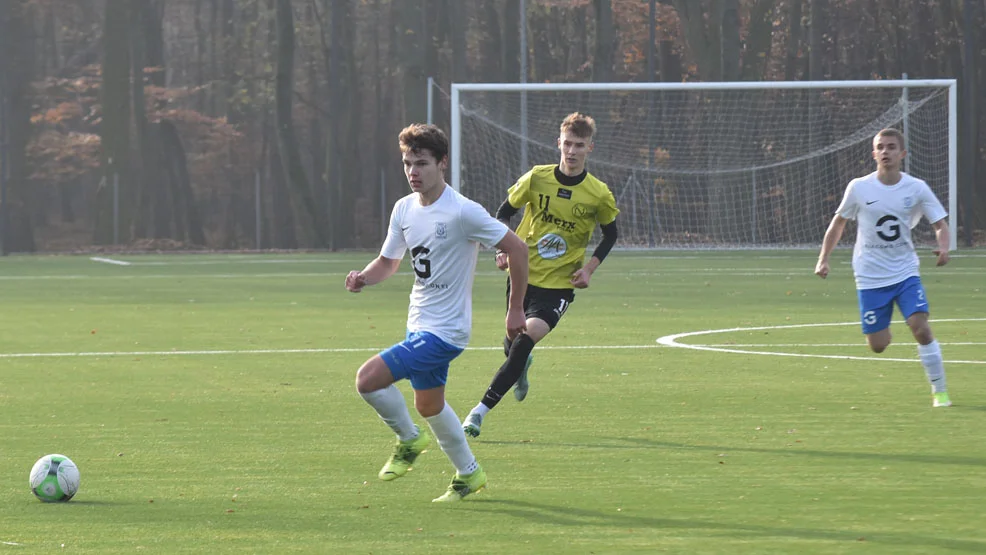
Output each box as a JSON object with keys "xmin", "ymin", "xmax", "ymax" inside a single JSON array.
[{"xmin": 452, "ymin": 84, "xmax": 952, "ymax": 248}]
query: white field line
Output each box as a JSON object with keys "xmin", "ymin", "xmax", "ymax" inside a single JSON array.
[
  {"xmin": 658, "ymin": 318, "xmax": 986, "ymax": 365},
  {"xmin": 2, "ymin": 268, "xmax": 984, "ymax": 281},
  {"xmin": 88, "ymin": 257, "xmax": 132, "ymax": 266},
  {"xmin": 700, "ymin": 342, "xmax": 986, "ymax": 347},
  {"xmin": 116, "ymin": 259, "xmax": 357, "ymax": 266},
  {"xmin": 0, "ymin": 344, "xmax": 662, "ymax": 359}
]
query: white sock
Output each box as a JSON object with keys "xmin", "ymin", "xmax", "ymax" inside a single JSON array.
[
  {"xmin": 360, "ymin": 385, "xmax": 418, "ymax": 441},
  {"xmin": 426, "ymin": 403, "xmax": 480, "ymax": 475},
  {"xmin": 918, "ymin": 340, "xmax": 947, "ymax": 393},
  {"xmin": 470, "ymin": 402, "xmax": 490, "ymax": 418}
]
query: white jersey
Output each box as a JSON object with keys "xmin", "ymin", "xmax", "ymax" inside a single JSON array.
[
  {"xmin": 381, "ymin": 185, "xmax": 509, "ymax": 348},
  {"xmin": 835, "ymin": 171, "xmax": 947, "ymax": 290}
]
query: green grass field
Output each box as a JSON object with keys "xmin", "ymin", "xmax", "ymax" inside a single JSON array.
[{"xmin": 1, "ymin": 250, "xmax": 984, "ymax": 554}]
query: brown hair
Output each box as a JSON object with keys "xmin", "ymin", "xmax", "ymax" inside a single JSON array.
[
  {"xmin": 398, "ymin": 123, "xmax": 449, "ymax": 162},
  {"xmin": 875, "ymin": 128, "xmax": 905, "ymax": 148},
  {"xmin": 560, "ymin": 112, "xmax": 596, "ymax": 140}
]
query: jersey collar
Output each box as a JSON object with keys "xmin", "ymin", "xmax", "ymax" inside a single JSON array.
[{"xmin": 554, "ymin": 165, "xmax": 587, "ymax": 186}]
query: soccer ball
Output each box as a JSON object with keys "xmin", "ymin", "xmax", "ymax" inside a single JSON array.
[{"xmin": 29, "ymin": 454, "xmax": 80, "ymax": 502}]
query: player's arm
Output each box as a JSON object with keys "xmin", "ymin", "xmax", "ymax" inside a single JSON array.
[
  {"xmin": 345, "ymin": 256, "xmax": 401, "ymax": 293},
  {"xmin": 495, "ymin": 230, "xmax": 529, "ymax": 338},
  {"xmin": 815, "ymin": 215, "xmax": 848, "ymax": 279},
  {"xmin": 493, "ymin": 199, "xmax": 523, "ymax": 270},
  {"xmin": 931, "ymin": 218, "xmax": 950, "ymax": 266},
  {"xmin": 571, "ymin": 219, "xmax": 619, "ymax": 289}
]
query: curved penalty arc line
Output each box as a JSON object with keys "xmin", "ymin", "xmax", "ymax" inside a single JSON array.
[{"xmin": 656, "ymin": 318, "xmax": 986, "ymax": 365}]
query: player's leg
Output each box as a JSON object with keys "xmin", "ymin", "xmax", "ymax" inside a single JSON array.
[
  {"xmin": 356, "ymin": 352, "xmax": 419, "ymax": 445},
  {"xmin": 464, "ymin": 287, "xmax": 573, "ymax": 437},
  {"xmin": 858, "ymin": 286, "xmax": 895, "ymax": 353},
  {"xmin": 399, "ymin": 334, "xmax": 487, "ymax": 501},
  {"xmin": 363, "ymin": 334, "xmax": 439, "ymax": 481},
  {"xmin": 897, "ymin": 277, "xmax": 950, "ymax": 406},
  {"xmin": 414, "ymin": 387, "xmax": 487, "ymax": 502},
  {"xmin": 463, "ymin": 326, "xmax": 540, "ymax": 437}
]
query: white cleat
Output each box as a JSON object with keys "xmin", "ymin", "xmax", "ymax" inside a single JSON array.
[{"xmin": 462, "ymin": 412, "xmax": 483, "ymax": 438}]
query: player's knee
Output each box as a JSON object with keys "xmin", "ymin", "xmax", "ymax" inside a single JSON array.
[
  {"xmin": 355, "ymin": 358, "xmax": 389, "ymax": 394},
  {"xmin": 414, "ymin": 397, "xmax": 443, "ymax": 418},
  {"xmin": 867, "ymin": 335, "xmax": 890, "ymax": 353},
  {"xmin": 912, "ymin": 327, "xmax": 934, "ymax": 345},
  {"xmin": 354, "ymin": 369, "xmax": 374, "ymax": 394}
]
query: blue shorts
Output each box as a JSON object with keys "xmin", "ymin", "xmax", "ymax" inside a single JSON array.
[
  {"xmin": 379, "ymin": 330, "xmax": 464, "ymax": 390},
  {"xmin": 857, "ymin": 275, "xmax": 929, "ymax": 334}
]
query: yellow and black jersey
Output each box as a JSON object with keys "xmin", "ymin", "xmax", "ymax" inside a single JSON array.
[{"xmin": 507, "ymin": 164, "xmax": 619, "ymax": 289}]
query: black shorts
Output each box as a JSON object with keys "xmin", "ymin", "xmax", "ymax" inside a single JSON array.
[{"xmin": 505, "ymin": 281, "xmax": 575, "ymax": 330}]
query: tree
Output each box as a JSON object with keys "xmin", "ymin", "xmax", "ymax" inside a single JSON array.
[
  {"xmin": 593, "ymin": 0, "xmax": 615, "ymax": 81},
  {"xmin": 95, "ymin": 0, "xmax": 132, "ymax": 245},
  {"xmin": 397, "ymin": 0, "xmax": 427, "ymax": 124},
  {"xmin": 274, "ymin": 0, "xmax": 328, "ymax": 247},
  {"xmin": 0, "ymin": 0, "xmax": 37, "ymax": 252}
]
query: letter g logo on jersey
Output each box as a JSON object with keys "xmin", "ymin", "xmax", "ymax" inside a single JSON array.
[
  {"xmin": 875, "ymin": 214, "xmax": 901, "ymax": 242},
  {"xmin": 537, "ymin": 233, "xmax": 568, "ymax": 259}
]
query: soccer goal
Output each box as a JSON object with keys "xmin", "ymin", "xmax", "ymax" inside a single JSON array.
[{"xmin": 450, "ymin": 80, "xmax": 957, "ymax": 249}]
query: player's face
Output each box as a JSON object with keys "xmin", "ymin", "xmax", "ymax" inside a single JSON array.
[
  {"xmin": 557, "ymin": 130, "xmax": 593, "ymax": 175},
  {"xmin": 872, "ymin": 135, "xmax": 905, "ymax": 171},
  {"xmin": 403, "ymin": 150, "xmax": 447, "ymax": 197}
]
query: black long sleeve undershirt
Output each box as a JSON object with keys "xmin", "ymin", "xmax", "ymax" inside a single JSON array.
[
  {"xmin": 494, "ymin": 199, "xmax": 519, "ymax": 224},
  {"xmin": 591, "ymin": 220, "xmax": 618, "ymax": 262}
]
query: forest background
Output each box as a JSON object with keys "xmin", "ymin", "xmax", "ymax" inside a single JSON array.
[{"xmin": 0, "ymin": 0, "xmax": 983, "ymax": 253}]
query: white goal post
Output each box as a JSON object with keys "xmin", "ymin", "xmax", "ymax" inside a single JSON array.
[{"xmin": 450, "ymin": 80, "xmax": 957, "ymax": 250}]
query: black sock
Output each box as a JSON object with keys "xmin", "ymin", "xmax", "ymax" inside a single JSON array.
[{"xmin": 481, "ymin": 334, "xmax": 536, "ymax": 410}]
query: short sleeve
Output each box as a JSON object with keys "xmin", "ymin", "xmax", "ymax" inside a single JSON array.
[
  {"xmin": 506, "ymin": 170, "xmax": 534, "ymax": 210},
  {"xmin": 914, "ymin": 180, "xmax": 947, "ymax": 228},
  {"xmin": 596, "ymin": 186, "xmax": 620, "ymax": 225},
  {"xmin": 835, "ymin": 180, "xmax": 859, "ymax": 220},
  {"xmin": 459, "ymin": 200, "xmax": 509, "ymax": 249},
  {"xmin": 380, "ymin": 200, "xmax": 408, "ymax": 259}
]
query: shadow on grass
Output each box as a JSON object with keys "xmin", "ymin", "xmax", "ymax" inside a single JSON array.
[
  {"xmin": 477, "ymin": 437, "xmax": 986, "ymax": 467},
  {"xmin": 463, "ymin": 498, "xmax": 986, "ymax": 553}
]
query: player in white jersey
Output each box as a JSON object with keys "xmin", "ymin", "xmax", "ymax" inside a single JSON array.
[
  {"xmin": 345, "ymin": 124, "xmax": 529, "ymax": 501},
  {"xmin": 815, "ymin": 128, "xmax": 952, "ymax": 407}
]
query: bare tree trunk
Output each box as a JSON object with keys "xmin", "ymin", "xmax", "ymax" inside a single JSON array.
[
  {"xmin": 502, "ymin": 0, "xmax": 521, "ymax": 82},
  {"xmin": 159, "ymin": 120, "xmax": 206, "ymax": 245},
  {"xmin": 741, "ymin": 0, "xmax": 777, "ymax": 81},
  {"xmin": 959, "ymin": 0, "xmax": 984, "ymax": 240},
  {"xmin": 0, "ymin": 0, "xmax": 37, "ymax": 252},
  {"xmin": 783, "ymin": 0, "xmax": 804, "ymax": 81},
  {"xmin": 131, "ymin": 0, "xmax": 171, "ymax": 240},
  {"xmin": 720, "ymin": 0, "xmax": 740, "ymax": 81},
  {"xmin": 672, "ymin": 0, "xmax": 721, "ymax": 80},
  {"xmin": 274, "ymin": 0, "xmax": 328, "ymax": 247},
  {"xmin": 398, "ymin": 0, "xmax": 427, "ymax": 124},
  {"xmin": 95, "ymin": 0, "xmax": 133, "ymax": 245},
  {"xmin": 448, "ymin": 0, "xmax": 468, "ymax": 82},
  {"xmin": 592, "ymin": 0, "xmax": 614, "ymax": 81}
]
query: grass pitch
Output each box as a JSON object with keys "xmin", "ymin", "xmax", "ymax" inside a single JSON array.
[{"xmin": 1, "ymin": 250, "xmax": 984, "ymax": 554}]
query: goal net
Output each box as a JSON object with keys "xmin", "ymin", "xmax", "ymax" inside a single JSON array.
[{"xmin": 450, "ymin": 80, "xmax": 957, "ymax": 249}]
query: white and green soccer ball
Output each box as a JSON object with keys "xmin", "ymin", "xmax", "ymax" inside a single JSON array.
[{"xmin": 29, "ymin": 454, "xmax": 80, "ymax": 502}]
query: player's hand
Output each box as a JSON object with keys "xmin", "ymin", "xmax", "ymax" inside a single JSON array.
[
  {"xmin": 933, "ymin": 249, "xmax": 950, "ymax": 267},
  {"xmin": 814, "ymin": 260, "xmax": 829, "ymax": 279},
  {"xmin": 494, "ymin": 251, "xmax": 509, "ymax": 271},
  {"xmin": 345, "ymin": 270, "xmax": 367, "ymax": 293},
  {"xmin": 505, "ymin": 308, "xmax": 527, "ymax": 340},
  {"xmin": 570, "ymin": 267, "xmax": 591, "ymax": 289}
]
